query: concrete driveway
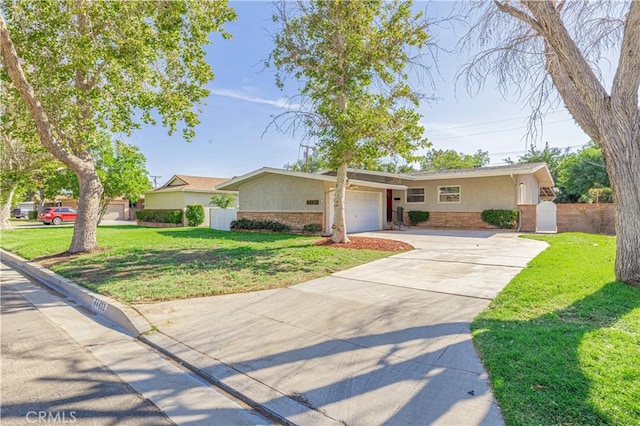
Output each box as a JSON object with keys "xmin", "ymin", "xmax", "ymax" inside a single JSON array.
[{"xmin": 136, "ymin": 230, "xmax": 548, "ymax": 425}]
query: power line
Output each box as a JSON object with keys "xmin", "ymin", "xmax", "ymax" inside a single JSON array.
[
  {"xmin": 430, "ymin": 118, "xmax": 574, "ymax": 141},
  {"xmin": 425, "ymin": 110, "xmax": 565, "ymax": 133}
]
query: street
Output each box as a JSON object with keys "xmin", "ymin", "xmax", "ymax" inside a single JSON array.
[{"xmin": 0, "ymin": 263, "xmax": 270, "ymax": 425}]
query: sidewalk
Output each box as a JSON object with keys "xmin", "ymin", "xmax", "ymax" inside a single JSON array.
[{"xmin": 1, "ymin": 230, "xmax": 548, "ymax": 425}]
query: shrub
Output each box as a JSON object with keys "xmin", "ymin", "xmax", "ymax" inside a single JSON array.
[
  {"xmin": 210, "ymin": 193, "xmax": 236, "ymax": 209},
  {"xmin": 303, "ymin": 223, "xmax": 322, "ymax": 233},
  {"xmin": 185, "ymin": 204, "xmax": 205, "ymax": 227},
  {"xmin": 588, "ymin": 187, "xmax": 613, "ymax": 203},
  {"xmin": 407, "ymin": 211, "xmax": 429, "ymax": 225},
  {"xmin": 230, "ymin": 218, "xmax": 291, "ymax": 233},
  {"xmin": 28, "ymin": 210, "xmax": 38, "ymax": 220},
  {"xmin": 136, "ymin": 209, "xmax": 183, "ymax": 224},
  {"xmin": 481, "ymin": 209, "xmax": 519, "ymax": 229}
]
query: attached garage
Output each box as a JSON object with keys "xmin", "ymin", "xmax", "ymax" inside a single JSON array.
[
  {"xmin": 328, "ymin": 190, "xmax": 383, "ymax": 233},
  {"xmin": 103, "ymin": 203, "xmax": 125, "ymax": 220}
]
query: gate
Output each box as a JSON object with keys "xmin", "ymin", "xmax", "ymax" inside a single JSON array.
[
  {"xmin": 536, "ymin": 201, "xmax": 557, "ymax": 233},
  {"xmin": 210, "ymin": 208, "xmax": 237, "ymax": 231}
]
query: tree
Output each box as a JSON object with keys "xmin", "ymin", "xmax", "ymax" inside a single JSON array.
[
  {"xmin": 283, "ymin": 150, "xmax": 327, "ymax": 173},
  {"xmin": 0, "ymin": 1, "xmax": 236, "ymax": 253},
  {"xmin": 210, "ymin": 193, "xmax": 236, "ymax": 209},
  {"xmin": 0, "ymin": 81, "xmax": 58, "ymax": 228},
  {"xmin": 420, "ymin": 148, "xmax": 489, "ymax": 171},
  {"xmin": 47, "ymin": 138, "xmax": 152, "ymax": 222},
  {"xmin": 557, "ymin": 142, "xmax": 610, "ymax": 202},
  {"xmin": 270, "ymin": 0, "xmax": 429, "ymax": 243},
  {"xmin": 459, "ymin": 1, "xmax": 640, "ymax": 285},
  {"xmin": 503, "ymin": 141, "xmax": 569, "ymax": 182}
]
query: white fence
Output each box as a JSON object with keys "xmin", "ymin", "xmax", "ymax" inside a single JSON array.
[{"xmin": 209, "ymin": 208, "xmax": 237, "ymax": 231}]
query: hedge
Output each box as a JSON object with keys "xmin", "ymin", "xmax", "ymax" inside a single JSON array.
[
  {"xmin": 230, "ymin": 218, "xmax": 291, "ymax": 233},
  {"xmin": 136, "ymin": 209, "xmax": 183, "ymax": 224},
  {"xmin": 407, "ymin": 211, "xmax": 429, "ymax": 225},
  {"xmin": 481, "ymin": 209, "xmax": 519, "ymax": 229}
]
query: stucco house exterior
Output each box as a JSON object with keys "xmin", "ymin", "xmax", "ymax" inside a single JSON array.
[
  {"xmin": 216, "ymin": 163, "xmax": 555, "ymax": 234},
  {"xmin": 144, "ymin": 175, "xmax": 236, "ymax": 226}
]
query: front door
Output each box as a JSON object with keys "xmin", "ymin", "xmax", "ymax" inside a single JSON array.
[{"xmin": 386, "ymin": 189, "xmax": 393, "ymax": 222}]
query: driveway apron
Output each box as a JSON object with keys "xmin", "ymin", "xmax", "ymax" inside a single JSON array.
[{"xmin": 136, "ymin": 230, "xmax": 548, "ymax": 425}]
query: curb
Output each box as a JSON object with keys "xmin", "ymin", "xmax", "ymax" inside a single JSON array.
[
  {"xmin": 0, "ymin": 249, "xmax": 152, "ymax": 336},
  {"xmin": 0, "ymin": 249, "xmax": 342, "ymax": 425}
]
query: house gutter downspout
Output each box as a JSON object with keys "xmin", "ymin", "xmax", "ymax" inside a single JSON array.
[{"xmin": 509, "ymin": 174, "xmax": 523, "ymax": 232}]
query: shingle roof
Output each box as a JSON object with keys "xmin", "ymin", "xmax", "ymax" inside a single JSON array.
[
  {"xmin": 407, "ymin": 162, "xmax": 549, "ymax": 178},
  {"xmin": 154, "ymin": 175, "xmax": 230, "ymax": 192}
]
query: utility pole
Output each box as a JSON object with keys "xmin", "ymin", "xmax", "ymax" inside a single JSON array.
[
  {"xmin": 300, "ymin": 144, "xmax": 313, "ymax": 173},
  {"xmin": 150, "ymin": 175, "xmax": 162, "ymax": 188}
]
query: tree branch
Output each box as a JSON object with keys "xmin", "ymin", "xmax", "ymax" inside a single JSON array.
[
  {"xmin": 611, "ymin": 0, "xmax": 640, "ymax": 114},
  {"xmin": 0, "ymin": 15, "xmax": 82, "ymax": 173}
]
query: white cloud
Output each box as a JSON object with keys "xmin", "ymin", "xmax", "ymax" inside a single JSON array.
[{"xmin": 211, "ymin": 88, "xmax": 301, "ymax": 110}]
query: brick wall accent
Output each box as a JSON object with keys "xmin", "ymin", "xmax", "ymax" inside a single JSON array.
[
  {"xmin": 557, "ymin": 203, "xmax": 615, "ymax": 234},
  {"xmin": 404, "ymin": 211, "xmax": 494, "ymax": 229},
  {"xmin": 517, "ymin": 204, "xmax": 536, "ymax": 232},
  {"xmin": 238, "ymin": 211, "xmax": 324, "ymax": 232}
]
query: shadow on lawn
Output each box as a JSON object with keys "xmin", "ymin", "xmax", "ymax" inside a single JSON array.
[
  {"xmin": 51, "ymin": 246, "xmax": 322, "ymax": 298},
  {"xmin": 157, "ymin": 228, "xmax": 308, "ymax": 243},
  {"xmin": 471, "ymin": 281, "xmax": 640, "ymax": 425}
]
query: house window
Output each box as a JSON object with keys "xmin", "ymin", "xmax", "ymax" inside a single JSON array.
[
  {"xmin": 438, "ymin": 186, "xmax": 461, "ymax": 203},
  {"xmin": 406, "ymin": 187, "xmax": 425, "ymax": 203}
]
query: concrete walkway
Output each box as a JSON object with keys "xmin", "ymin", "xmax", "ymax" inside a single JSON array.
[{"xmin": 135, "ymin": 230, "xmax": 548, "ymax": 425}]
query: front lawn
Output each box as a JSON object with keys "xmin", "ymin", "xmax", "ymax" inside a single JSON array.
[
  {"xmin": 472, "ymin": 233, "xmax": 639, "ymax": 425},
  {"xmin": 0, "ymin": 226, "xmax": 397, "ymax": 303}
]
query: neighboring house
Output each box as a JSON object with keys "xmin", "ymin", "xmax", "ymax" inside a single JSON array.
[
  {"xmin": 216, "ymin": 163, "xmax": 554, "ymax": 233},
  {"xmin": 44, "ymin": 197, "xmax": 138, "ymax": 220},
  {"xmin": 144, "ymin": 175, "xmax": 236, "ymax": 226}
]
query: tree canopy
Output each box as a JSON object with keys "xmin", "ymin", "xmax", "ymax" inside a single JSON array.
[
  {"xmin": 1, "ymin": 0, "xmax": 236, "ymax": 251},
  {"xmin": 270, "ymin": 0, "xmax": 430, "ymax": 242},
  {"xmin": 420, "ymin": 148, "xmax": 489, "ymax": 172}
]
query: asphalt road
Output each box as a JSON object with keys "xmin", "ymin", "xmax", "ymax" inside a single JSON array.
[{"xmin": 0, "ymin": 284, "xmax": 173, "ymax": 425}]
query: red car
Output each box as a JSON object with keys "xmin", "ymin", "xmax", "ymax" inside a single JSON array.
[{"xmin": 39, "ymin": 207, "xmax": 78, "ymax": 225}]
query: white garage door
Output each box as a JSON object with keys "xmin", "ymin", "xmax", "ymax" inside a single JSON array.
[
  {"xmin": 103, "ymin": 204, "xmax": 125, "ymax": 220},
  {"xmin": 329, "ymin": 190, "xmax": 382, "ymax": 233}
]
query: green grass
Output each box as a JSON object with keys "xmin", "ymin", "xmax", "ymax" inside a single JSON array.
[
  {"xmin": 0, "ymin": 226, "xmax": 396, "ymax": 303},
  {"xmin": 472, "ymin": 233, "xmax": 640, "ymax": 425}
]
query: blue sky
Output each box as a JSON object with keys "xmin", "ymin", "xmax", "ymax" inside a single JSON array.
[{"xmin": 125, "ymin": 1, "xmax": 591, "ymax": 185}]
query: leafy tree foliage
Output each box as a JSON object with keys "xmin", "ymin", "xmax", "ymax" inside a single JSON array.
[
  {"xmin": 0, "ymin": 82, "xmax": 58, "ymax": 228},
  {"xmin": 270, "ymin": 0, "xmax": 430, "ymax": 242},
  {"xmin": 504, "ymin": 142, "xmax": 569, "ymax": 182},
  {"xmin": 41, "ymin": 138, "xmax": 151, "ymax": 222},
  {"xmin": 420, "ymin": 148, "xmax": 489, "ymax": 171},
  {"xmin": 210, "ymin": 193, "xmax": 237, "ymax": 209},
  {"xmin": 0, "ymin": 1, "xmax": 236, "ymax": 252},
  {"xmin": 557, "ymin": 142, "xmax": 610, "ymax": 202}
]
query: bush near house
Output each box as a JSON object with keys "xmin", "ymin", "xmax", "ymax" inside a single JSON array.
[
  {"xmin": 303, "ymin": 223, "xmax": 322, "ymax": 233},
  {"xmin": 185, "ymin": 204, "xmax": 205, "ymax": 227},
  {"xmin": 407, "ymin": 211, "xmax": 429, "ymax": 225},
  {"xmin": 136, "ymin": 209, "xmax": 182, "ymax": 224},
  {"xmin": 231, "ymin": 218, "xmax": 291, "ymax": 233},
  {"xmin": 481, "ymin": 209, "xmax": 519, "ymax": 229}
]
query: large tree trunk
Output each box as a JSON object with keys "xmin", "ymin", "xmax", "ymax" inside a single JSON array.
[
  {"xmin": 602, "ymin": 134, "xmax": 640, "ymax": 286},
  {"xmin": 0, "ymin": 186, "xmax": 16, "ymax": 230},
  {"xmin": 520, "ymin": 1, "xmax": 640, "ymax": 286},
  {"xmin": 1, "ymin": 15, "xmax": 102, "ymax": 253},
  {"xmin": 68, "ymin": 169, "xmax": 103, "ymax": 253},
  {"xmin": 332, "ymin": 162, "xmax": 349, "ymax": 243}
]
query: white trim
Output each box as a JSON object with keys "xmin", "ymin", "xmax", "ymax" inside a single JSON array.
[
  {"xmin": 405, "ymin": 187, "xmax": 426, "ymax": 204},
  {"xmin": 437, "ymin": 185, "xmax": 461, "ymax": 204},
  {"xmin": 217, "ymin": 167, "xmax": 406, "ymax": 191}
]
